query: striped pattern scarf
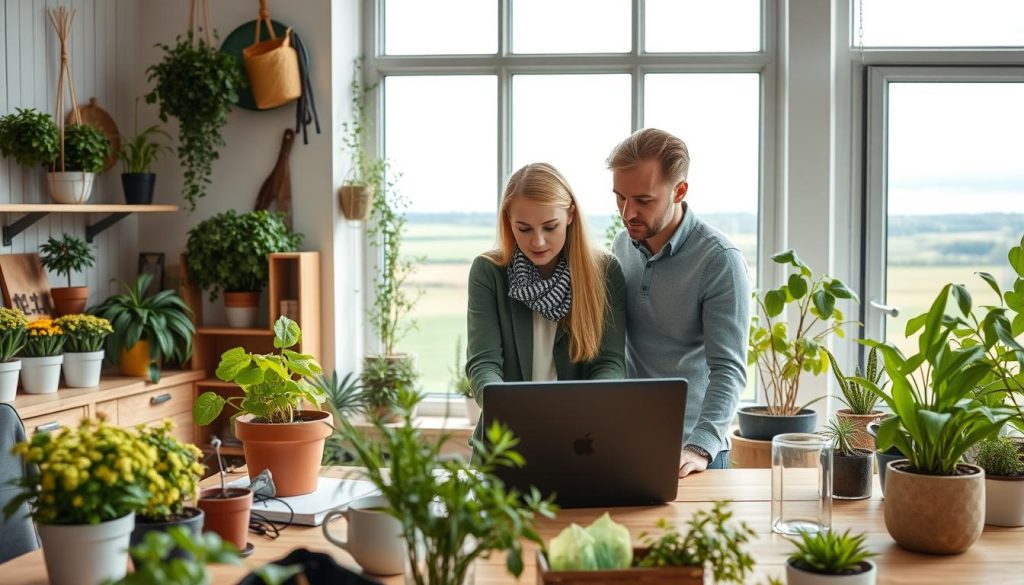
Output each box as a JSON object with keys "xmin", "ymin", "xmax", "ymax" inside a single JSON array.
[{"xmin": 507, "ymin": 249, "xmax": 572, "ymax": 322}]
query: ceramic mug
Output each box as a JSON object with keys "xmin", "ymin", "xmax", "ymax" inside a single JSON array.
[{"xmin": 322, "ymin": 494, "xmax": 405, "ymax": 575}]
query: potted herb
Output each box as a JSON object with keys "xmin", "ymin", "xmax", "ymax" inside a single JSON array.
[
  {"xmin": 974, "ymin": 435, "xmax": 1024, "ymax": 527},
  {"xmin": 826, "ymin": 346, "xmax": 886, "ymax": 451},
  {"xmin": 110, "ymin": 526, "xmax": 242, "ymax": 585},
  {"xmin": 47, "ymin": 122, "xmax": 111, "ymax": 204},
  {"xmin": 361, "ymin": 348, "xmax": 417, "ymax": 422},
  {"xmin": 19, "ymin": 318, "xmax": 65, "ymax": 394},
  {"xmin": 0, "ymin": 108, "xmax": 59, "ymax": 170},
  {"xmin": 91, "ymin": 272, "xmax": 194, "ymax": 382},
  {"xmin": 54, "ymin": 314, "xmax": 111, "ymax": 388},
  {"xmin": 39, "ymin": 233, "xmax": 96, "ymax": 316},
  {"xmin": 0, "ymin": 308, "xmax": 28, "ymax": 402},
  {"xmin": 744, "ymin": 249, "xmax": 858, "ymax": 440},
  {"xmin": 338, "ymin": 59, "xmax": 386, "ymax": 223},
  {"xmin": 339, "ymin": 388, "xmax": 556, "ymax": 585},
  {"xmin": 315, "ymin": 370, "xmax": 364, "ymax": 465},
  {"xmin": 146, "ymin": 31, "xmax": 244, "ymax": 212},
  {"xmin": 785, "ymin": 529, "xmax": 877, "ymax": 585},
  {"xmin": 184, "ymin": 210, "xmax": 302, "ymax": 328},
  {"xmin": 4, "ymin": 418, "xmax": 151, "ymax": 585},
  {"xmin": 821, "ymin": 415, "xmax": 872, "ymax": 500},
  {"xmin": 120, "ymin": 123, "xmax": 172, "ymax": 204},
  {"xmin": 193, "ymin": 316, "xmax": 330, "ymax": 497},
  {"xmin": 450, "ymin": 335, "xmax": 477, "ymax": 424}
]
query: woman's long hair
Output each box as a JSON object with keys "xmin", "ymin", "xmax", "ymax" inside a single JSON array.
[{"xmin": 484, "ymin": 163, "xmax": 609, "ymax": 363}]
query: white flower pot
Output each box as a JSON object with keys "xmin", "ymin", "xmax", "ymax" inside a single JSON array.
[
  {"xmin": 224, "ymin": 291, "xmax": 260, "ymax": 328},
  {"xmin": 38, "ymin": 512, "xmax": 135, "ymax": 585},
  {"xmin": 0, "ymin": 359, "xmax": 21, "ymax": 402},
  {"xmin": 47, "ymin": 171, "xmax": 95, "ymax": 204},
  {"xmin": 786, "ymin": 559, "xmax": 877, "ymax": 585},
  {"xmin": 464, "ymin": 396, "xmax": 481, "ymax": 425},
  {"xmin": 63, "ymin": 350, "xmax": 104, "ymax": 388},
  {"xmin": 985, "ymin": 476, "xmax": 1024, "ymax": 527},
  {"xmin": 21, "ymin": 355, "xmax": 64, "ymax": 394}
]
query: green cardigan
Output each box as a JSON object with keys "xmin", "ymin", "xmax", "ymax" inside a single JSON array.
[{"xmin": 465, "ymin": 254, "xmax": 627, "ymax": 405}]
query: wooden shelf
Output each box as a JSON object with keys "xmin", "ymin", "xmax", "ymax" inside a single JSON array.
[
  {"xmin": 0, "ymin": 203, "xmax": 180, "ymax": 245},
  {"xmin": 194, "ymin": 327, "xmax": 274, "ymax": 336},
  {"xmin": 195, "ymin": 379, "xmax": 236, "ymax": 388}
]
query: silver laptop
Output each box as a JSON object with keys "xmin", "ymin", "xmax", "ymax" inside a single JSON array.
[{"xmin": 481, "ymin": 378, "xmax": 687, "ymax": 508}]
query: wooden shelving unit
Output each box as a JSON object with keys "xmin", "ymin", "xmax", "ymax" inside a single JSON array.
[{"xmin": 0, "ymin": 203, "xmax": 179, "ymax": 245}]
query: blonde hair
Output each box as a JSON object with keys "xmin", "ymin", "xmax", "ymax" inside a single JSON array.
[
  {"xmin": 484, "ymin": 163, "xmax": 610, "ymax": 363},
  {"xmin": 606, "ymin": 128, "xmax": 690, "ymax": 186}
]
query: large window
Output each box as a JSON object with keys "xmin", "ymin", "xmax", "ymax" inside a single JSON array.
[{"xmin": 369, "ymin": 0, "xmax": 771, "ymax": 396}]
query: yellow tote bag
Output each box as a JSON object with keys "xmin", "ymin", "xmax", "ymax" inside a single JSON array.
[{"xmin": 242, "ymin": 14, "xmax": 301, "ymax": 110}]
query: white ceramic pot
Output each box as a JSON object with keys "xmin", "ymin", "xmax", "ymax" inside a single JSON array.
[
  {"xmin": 0, "ymin": 359, "xmax": 21, "ymax": 402},
  {"xmin": 47, "ymin": 171, "xmax": 95, "ymax": 204},
  {"xmin": 786, "ymin": 559, "xmax": 877, "ymax": 585},
  {"xmin": 464, "ymin": 396, "xmax": 481, "ymax": 425},
  {"xmin": 21, "ymin": 355, "xmax": 64, "ymax": 394},
  {"xmin": 985, "ymin": 476, "xmax": 1024, "ymax": 527},
  {"xmin": 224, "ymin": 291, "xmax": 260, "ymax": 328},
  {"xmin": 63, "ymin": 350, "xmax": 104, "ymax": 388},
  {"xmin": 37, "ymin": 512, "xmax": 135, "ymax": 585}
]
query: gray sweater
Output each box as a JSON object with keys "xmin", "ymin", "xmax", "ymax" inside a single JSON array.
[{"xmin": 612, "ymin": 203, "xmax": 751, "ymax": 459}]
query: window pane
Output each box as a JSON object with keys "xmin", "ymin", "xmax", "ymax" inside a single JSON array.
[
  {"xmin": 384, "ymin": 76, "xmax": 498, "ymax": 392},
  {"xmin": 512, "ymin": 0, "xmax": 630, "ymax": 54},
  {"xmin": 645, "ymin": 0, "xmax": 761, "ymax": 53},
  {"xmin": 858, "ymin": 0, "xmax": 1024, "ymax": 48},
  {"xmin": 512, "ymin": 74, "xmax": 631, "ymax": 227},
  {"xmin": 384, "ymin": 0, "xmax": 497, "ymax": 55},
  {"xmin": 885, "ymin": 82, "xmax": 1024, "ymax": 354}
]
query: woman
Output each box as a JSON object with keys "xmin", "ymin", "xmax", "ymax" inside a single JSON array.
[{"xmin": 466, "ymin": 163, "xmax": 626, "ymax": 428}]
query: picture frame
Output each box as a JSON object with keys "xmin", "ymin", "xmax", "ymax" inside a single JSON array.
[{"xmin": 138, "ymin": 252, "xmax": 165, "ymax": 297}]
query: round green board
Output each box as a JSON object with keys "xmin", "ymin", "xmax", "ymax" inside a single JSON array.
[{"xmin": 219, "ymin": 19, "xmax": 307, "ymax": 112}]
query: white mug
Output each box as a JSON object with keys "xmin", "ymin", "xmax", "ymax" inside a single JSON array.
[{"xmin": 322, "ymin": 494, "xmax": 405, "ymax": 576}]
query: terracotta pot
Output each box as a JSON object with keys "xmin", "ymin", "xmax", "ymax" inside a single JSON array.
[
  {"xmin": 339, "ymin": 184, "xmax": 374, "ymax": 222},
  {"xmin": 50, "ymin": 286, "xmax": 89, "ymax": 316},
  {"xmin": 883, "ymin": 460, "xmax": 985, "ymax": 554},
  {"xmin": 224, "ymin": 291, "xmax": 260, "ymax": 328},
  {"xmin": 730, "ymin": 429, "xmax": 772, "ymax": 468},
  {"xmin": 985, "ymin": 475, "xmax": 1024, "ymax": 527},
  {"xmin": 197, "ymin": 488, "xmax": 253, "ymax": 551},
  {"xmin": 836, "ymin": 409, "xmax": 885, "ymax": 451},
  {"xmin": 234, "ymin": 410, "xmax": 333, "ymax": 496},
  {"xmin": 120, "ymin": 340, "xmax": 153, "ymax": 377}
]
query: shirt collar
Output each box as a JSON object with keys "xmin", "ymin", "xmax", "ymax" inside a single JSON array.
[{"xmin": 631, "ymin": 202, "xmax": 697, "ymax": 260}]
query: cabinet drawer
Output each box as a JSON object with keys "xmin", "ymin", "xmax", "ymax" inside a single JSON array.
[
  {"xmin": 95, "ymin": 399, "xmax": 117, "ymax": 424},
  {"xmin": 118, "ymin": 383, "xmax": 193, "ymax": 427},
  {"xmin": 22, "ymin": 406, "xmax": 87, "ymax": 436}
]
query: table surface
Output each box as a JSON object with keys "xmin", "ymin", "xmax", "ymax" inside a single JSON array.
[{"xmin": 4, "ymin": 468, "xmax": 1023, "ymax": 584}]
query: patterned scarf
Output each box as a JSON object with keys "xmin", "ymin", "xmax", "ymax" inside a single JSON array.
[{"xmin": 507, "ymin": 249, "xmax": 572, "ymax": 322}]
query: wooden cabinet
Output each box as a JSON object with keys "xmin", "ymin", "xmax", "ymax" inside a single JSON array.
[
  {"xmin": 21, "ymin": 406, "xmax": 87, "ymax": 436},
  {"xmin": 116, "ymin": 382, "xmax": 193, "ymax": 427}
]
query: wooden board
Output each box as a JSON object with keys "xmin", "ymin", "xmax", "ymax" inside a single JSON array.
[{"xmin": 0, "ymin": 253, "xmax": 55, "ymax": 319}]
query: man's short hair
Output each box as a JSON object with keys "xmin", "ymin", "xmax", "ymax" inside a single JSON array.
[{"xmin": 606, "ymin": 128, "xmax": 690, "ymax": 187}]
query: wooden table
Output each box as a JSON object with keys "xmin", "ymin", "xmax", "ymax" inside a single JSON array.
[{"xmin": 4, "ymin": 468, "xmax": 1023, "ymax": 584}]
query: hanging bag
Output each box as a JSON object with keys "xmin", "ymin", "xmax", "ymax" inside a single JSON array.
[{"xmin": 242, "ymin": 0, "xmax": 301, "ymax": 110}]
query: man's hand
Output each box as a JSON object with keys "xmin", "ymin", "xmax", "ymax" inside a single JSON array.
[{"xmin": 678, "ymin": 449, "xmax": 709, "ymax": 477}]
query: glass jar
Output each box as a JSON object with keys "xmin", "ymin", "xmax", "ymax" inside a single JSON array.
[{"xmin": 771, "ymin": 432, "xmax": 832, "ymax": 535}]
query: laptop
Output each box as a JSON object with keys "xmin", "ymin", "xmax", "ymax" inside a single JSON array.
[{"xmin": 481, "ymin": 378, "xmax": 687, "ymax": 508}]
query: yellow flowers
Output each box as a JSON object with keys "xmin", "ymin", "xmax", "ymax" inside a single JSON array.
[
  {"xmin": 54, "ymin": 314, "xmax": 113, "ymax": 353},
  {"xmin": 0, "ymin": 307, "xmax": 28, "ymax": 361},
  {"xmin": 27, "ymin": 318, "xmax": 63, "ymax": 337},
  {"xmin": 0, "ymin": 307, "xmax": 29, "ymax": 331},
  {"xmin": 22, "ymin": 318, "xmax": 66, "ymax": 357}
]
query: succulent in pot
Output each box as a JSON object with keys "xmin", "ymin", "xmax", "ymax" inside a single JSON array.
[
  {"xmin": 785, "ymin": 529, "xmax": 877, "ymax": 585},
  {"xmin": 826, "ymin": 346, "xmax": 887, "ymax": 451},
  {"xmin": 820, "ymin": 415, "xmax": 872, "ymax": 500}
]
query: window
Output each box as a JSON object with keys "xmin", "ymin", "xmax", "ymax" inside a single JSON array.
[
  {"xmin": 368, "ymin": 0, "xmax": 771, "ymax": 397},
  {"xmin": 856, "ymin": 0, "xmax": 1024, "ymax": 48}
]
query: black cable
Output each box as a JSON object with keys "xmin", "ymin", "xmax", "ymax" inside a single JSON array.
[
  {"xmin": 291, "ymin": 31, "xmax": 321, "ymax": 145},
  {"xmin": 248, "ymin": 493, "xmax": 296, "ymax": 540}
]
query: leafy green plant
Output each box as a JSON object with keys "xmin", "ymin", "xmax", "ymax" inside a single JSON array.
[
  {"xmin": 340, "ymin": 58, "xmax": 387, "ymax": 190},
  {"xmin": 634, "ymin": 501, "xmax": 757, "ymax": 584},
  {"xmin": 450, "ymin": 336, "xmax": 472, "ymax": 398},
  {"xmin": 361, "ymin": 354, "xmax": 416, "ymax": 415},
  {"xmin": 146, "ymin": 31, "xmax": 244, "ymax": 212},
  {"xmin": 826, "ymin": 346, "xmax": 885, "ymax": 415},
  {"xmin": 338, "ymin": 388, "xmax": 557, "ymax": 585},
  {"xmin": 0, "ymin": 108, "xmax": 59, "ymax": 167},
  {"xmin": 91, "ymin": 272, "xmax": 195, "ymax": 383},
  {"xmin": 315, "ymin": 370, "xmax": 363, "ymax": 465},
  {"xmin": 748, "ymin": 249, "xmax": 858, "ymax": 415},
  {"xmin": 821, "ymin": 415, "xmax": 860, "ymax": 457},
  {"xmin": 121, "ymin": 125, "xmax": 172, "ymax": 173},
  {"xmin": 60, "ymin": 123, "xmax": 111, "ymax": 172},
  {"xmin": 0, "ymin": 308, "xmax": 28, "ymax": 362},
  {"xmin": 193, "ymin": 316, "xmax": 325, "ymax": 425},
  {"xmin": 39, "ymin": 234, "xmax": 95, "ymax": 288},
  {"xmin": 55, "ymin": 314, "xmax": 112, "ymax": 353},
  {"xmin": 787, "ymin": 529, "xmax": 875, "ymax": 575},
  {"xmin": 185, "ymin": 210, "xmax": 302, "ymax": 302},
  {"xmin": 974, "ymin": 436, "xmax": 1024, "ymax": 477},
  {"xmin": 106, "ymin": 526, "xmax": 241, "ymax": 585}
]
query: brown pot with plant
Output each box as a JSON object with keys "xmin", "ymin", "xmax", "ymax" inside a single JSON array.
[
  {"xmin": 826, "ymin": 346, "xmax": 886, "ymax": 451},
  {"xmin": 196, "ymin": 437, "xmax": 253, "ymax": 552},
  {"xmin": 338, "ymin": 59, "xmax": 380, "ymax": 224},
  {"xmin": 39, "ymin": 234, "xmax": 95, "ymax": 316}
]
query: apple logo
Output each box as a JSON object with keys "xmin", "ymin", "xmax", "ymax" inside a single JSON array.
[{"xmin": 573, "ymin": 433, "xmax": 595, "ymax": 456}]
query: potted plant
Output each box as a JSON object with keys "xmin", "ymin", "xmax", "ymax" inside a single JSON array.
[
  {"xmin": 315, "ymin": 370, "xmax": 364, "ymax": 465},
  {"xmin": 193, "ymin": 316, "xmax": 331, "ymax": 497},
  {"xmin": 338, "ymin": 59, "xmax": 387, "ymax": 223},
  {"xmin": 54, "ymin": 314, "xmax": 111, "ymax": 388},
  {"xmin": 0, "ymin": 307, "xmax": 28, "ymax": 402},
  {"xmin": 3, "ymin": 418, "xmax": 151, "ymax": 585},
  {"xmin": 184, "ymin": 210, "xmax": 302, "ymax": 328},
  {"xmin": 197, "ymin": 437, "xmax": 253, "ymax": 553},
  {"xmin": 0, "ymin": 108, "xmax": 60, "ymax": 173},
  {"xmin": 744, "ymin": 249, "xmax": 858, "ymax": 440},
  {"xmin": 120, "ymin": 122, "xmax": 172, "ymax": 204},
  {"xmin": 821, "ymin": 415, "xmax": 872, "ymax": 500},
  {"xmin": 826, "ymin": 346, "xmax": 886, "ymax": 451},
  {"xmin": 91, "ymin": 272, "xmax": 194, "ymax": 382},
  {"xmin": 974, "ymin": 435, "xmax": 1024, "ymax": 527},
  {"xmin": 47, "ymin": 122, "xmax": 111, "ymax": 204},
  {"xmin": 39, "ymin": 234, "xmax": 96, "ymax": 316},
  {"xmin": 110, "ymin": 526, "xmax": 242, "ymax": 585},
  {"xmin": 785, "ymin": 529, "xmax": 877, "ymax": 585},
  {"xmin": 19, "ymin": 318, "xmax": 65, "ymax": 394},
  {"xmin": 339, "ymin": 388, "xmax": 556, "ymax": 585},
  {"xmin": 450, "ymin": 336, "xmax": 478, "ymax": 424},
  {"xmin": 146, "ymin": 31, "xmax": 244, "ymax": 212},
  {"xmin": 856, "ymin": 283, "xmax": 1016, "ymax": 554},
  {"xmin": 361, "ymin": 349, "xmax": 417, "ymax": 422}
]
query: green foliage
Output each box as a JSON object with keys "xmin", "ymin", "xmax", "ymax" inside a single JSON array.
[
  {"xmin": 787, "ymin": 529, "xmax": 875, "ymax": 575},
  {"xmin": 449, "ymin": 335, "xmax": 472, "ymax": 398},
  {"xmin": 604, "ymin": 213, "xmax": 625, "ymax": 250},
  {"xmin": 974, "ymin": 436, "xmax": 1024, "ymax": 477},
  {"xmin": 360, "ymin": 354, "xmax": 417, "ymax": 413},
  {"xmin": 185, "ymin": 210, "xmax": 302, "ymax": 302},
  {"xmin": 826, "ymin": 346, "xmax": 885, "ymax": 415},
  {"xmin": 748, "ymin": 249, "xmax": 858, "ymax": 415},
  {"xmin": 106, "ymin": 526, "xmax": 242, "ymax": 585},
  {"xmin": 341, "ymin": 58, "xmax": 387, "ymax": 189},
  {"xmin": 0, "ymin": 307, "xmax": 28, "ymax": 362},
  {"xmin": 61, "ymin": 123, "xmax": 111, "ymax": 172},
  {"xmin": 316, "ymin": 370, "xmax": 364, "ymax": 465},
  {"xmin": 634, "ymin": 501, "xmax": 757, "ymax": 584},
  {"xmin": 39, "ymin": 234, "xmax": 95, "ymax": 288},
  {"xmin": 90, "ymin": 273, "xmax": 194, "ymax": 383},
  {"xmin": 121, "ymin": 125, "xmax": 173, "ymax": 173},
  {"xmin": 338, "ymin": 388, "xmax": 557, "ymax": 585},
  {"xmin": 0, "ymin": 108, "xmax": 60, "ymax": 167},
  {"xmin": 194, "ymin": 317, "xmax": 325, "ymax": 425},
  {"xmin": 821, "ymin": 415, "xmax": 860, "ymax": 457},
  {"xmin": 145, "ymin": 31, "xmax": 244, "ymax": 212}
]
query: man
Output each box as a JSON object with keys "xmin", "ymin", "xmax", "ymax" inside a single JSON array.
[{"xmin": 607, "ymin": 128, "xmax": 751, "ymax": 477}]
